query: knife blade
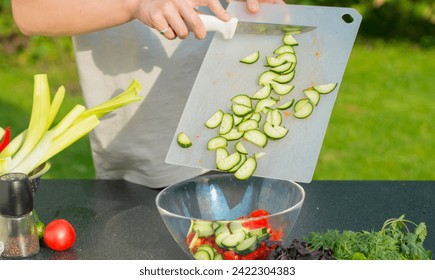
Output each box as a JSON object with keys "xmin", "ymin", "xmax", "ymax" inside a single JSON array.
[{"xmin": 199, "ymin": 15, "xmax": 316, "ymax": 40}]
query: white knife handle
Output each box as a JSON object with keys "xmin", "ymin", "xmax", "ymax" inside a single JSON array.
[{"xmin": 199, "ymin": 15, "xmax": 238, "ymax": 40}]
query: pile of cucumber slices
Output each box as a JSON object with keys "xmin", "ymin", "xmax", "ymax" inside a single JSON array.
[
  {"xmin": 177, "ymin": 33, "xmax": 337, "ymax": 180},
  {"xmin": 187, "ymin": 220, "xmax": 271, "ymax": 260}
]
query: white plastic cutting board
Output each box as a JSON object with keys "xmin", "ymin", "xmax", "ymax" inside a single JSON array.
[{"xmin": 166, "ymin": 3, "xmax": 362, "ymax": 183}]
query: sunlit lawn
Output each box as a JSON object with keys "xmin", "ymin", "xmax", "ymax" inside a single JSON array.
[{"xmin": 1, "ymin": 39, "xmax": 434, "ymax": 180}]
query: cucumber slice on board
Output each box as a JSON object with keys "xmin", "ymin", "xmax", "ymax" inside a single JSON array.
[
  {"xmin": 204, "ymin": 109, "xmax": 224, "ymax": 129},
  {"xmin": 239, "ymin": 50, "xmax": 260, "ymax": 64},
  {"xmin": 313, "ymin": 83, "xmax": 338, "ymax": 94},
  {"xmin": 207, "ymin": 136, "xmax": 227, "ymax": 150},
  {"xmin": 219, "ymin": 113, "xmax": 234, "ymax": 135},
  {"xmin": 231, "ymin": 94, "xmax": 252, "ymax": 107},
  {"xmin": 243, "ymin": 129, "xmax": 268, "ymax": 148},
  {"xmin": 303, "ymin": 89, "xmax": 320, "ymax": 106},
  {"xmin": 251, "ymin": 84, "xmax": 272, "ymax": 100},
  {"xmin": 293, "ymin": 99, "xmax": 314, "ymax": 119},
  {"xmin": 282, "ymin": 33, "xmax": 299, "ymax": 46},
  {"xmin": 216, "ymin": 152, "xmax": 242, "ymax": 171},
  {"xmin": 258, "ymin": 70, "xmax": 280, "ymax": 86},
  {"xmin": 177, "ymin": 132, "xmax": 192, "ymax": 148},
  {"xmin": 263, "ymin": 122, "xmax": 289, "ymax": 140}
]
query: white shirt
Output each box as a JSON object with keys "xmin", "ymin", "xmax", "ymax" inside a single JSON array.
[{"xmin": 72, "ymin": 20, "xmax": 213, "ymax": 188}]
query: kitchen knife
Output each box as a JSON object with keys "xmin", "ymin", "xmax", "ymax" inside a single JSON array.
[{"xmin": 199, "ymin": 14, "xmax": 316, "ymax": 39}]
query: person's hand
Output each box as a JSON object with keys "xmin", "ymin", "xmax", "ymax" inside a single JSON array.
[
  {"xmin": 132, "ymin": 0, "xmax": 230, "ymax": 40},
  {"xmin": 227, "ymin": 0, "xmax": 286, "ymax": 14}
]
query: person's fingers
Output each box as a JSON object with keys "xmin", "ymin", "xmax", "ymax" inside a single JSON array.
[
  {"xmin": 204, "ymin": 0, "xmax": 231, "ymax": 21},
  {"xmin": 228, "ymin": 0, "xmax": 287, "ymax": 14}
]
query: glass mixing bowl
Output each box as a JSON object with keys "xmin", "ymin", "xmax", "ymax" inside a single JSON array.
[{"xmin": 155, "ymin": 173, "xmax": 305, "ymax": 260}]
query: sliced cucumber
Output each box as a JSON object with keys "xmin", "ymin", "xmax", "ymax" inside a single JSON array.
[
  {"xmin": 248, "ymin": 227, "xmax": 268, "ymax": 237},
  {"xmin": 239, "ymin": 50, "xmax": 260, "ymax": 64},
  {"xmin": 228, "ymin": 153, "xmax": 247, "ymax": 173},
  {"xmin": 263, "ymin": 122, "xmax": 289, "ymax": 140},
  {"xmin": 303, "ymin": 88, "xmax": 320, "ymax": 106},
  {"xmin": 251, "ymin": 84, "xmax": 271, "ymax": 100},
  {"xmin": 235, "ymin": 236, "xmax": 258, "ymax": 255},
  {"xmin": 249, "ymin": 112, "xmax": 262, "ymax": 122},
  {"xmin": 235, "ymin": 141, "xmax": 248, "ymax": 154},
  {"xmin": 274, "ymin": 71, "xmax": 294, "ymax": 86},
  {"xmin": 231, "ymin": 94, "xmax": 252, "ymax": 107},
  {"xmin": 271, "ymin": 82, "xmax": 294, "ymax": 95},
  {"xmin": 193, "ymin": 221, "xmax": 215, "ymax": 237},
  {"xmin": 193, "ymin": 249, "xmax": 212, "ymax": 260},
  {"xmin": 270, "ymin": 61, "xmax": 292, "ymax": 73},
  {"xmin": 282, "ymin": 33, "xmax": 299, "ymax": 46},
  {"xmin": 276, "ymin": 52, "xmax": 297, "ymax": 64},
  {"xmin": 207, "ymin": 136, "xmax": 227, "ymax": 150},
  {"xmin": 255, "ymin": 98, "xmax": 277, "ymax": 113},
  {"xmin": 205, "ymin": 109, "xmax": 224, "ymax": 129},
  {"xmin": 219, "ymin": 113, "xmax": 234, "ymax": 135},
  {"xmin": 237, "ymin": 119, "xmax": 259, "ymax": 132},
  {"xmin": 215, "ymin": 223, "xmax": 230, "ymax": 236},
  {"xmin": 277, "ymin": 99, "xmax": 295, "ymax": 110},
  {"xmin": 221, "ymin": 231, "xmax": 246, "ymax": 249},
  {"xmin": 313, "ymin": 83, "xmax": 337, "ymax": 94},
  {"xmin": 234, "ymin": 157, "xmax": 257, "ymax": 180},
  {"xmin": 294, "ymin": 98, "xmax": 310, "ymax": 111},
  {"xmin": 233, "ymin": 114, "xmax": 243, "ymax": 126},
  {"xmin": 216, "ymin": 152, "xmax": 241, "ymax": 171},
  {"xmin": 229, "ymin": 221, "xmax": 244, "ymax": 233},
  {"xmin": 215, "ymin": 147, "xmax": 229, "ymax": 164},
  {"xmin": 213, "ymin": 253, "xmax": 224, "ymax": 260},
  {"xmin": 265, "ymin": 56, "xmax": 286, "ymax": 67},
  {"xmin": 196, "ymin": 244, "xmax": 216, "ymax": 259},
  {"xmin": 215, "ymin": 232, "xmax": 230, "ymax": 248},
  {"xmin": 294, "ymin": 98, "xmax": 314, "ymax": 119},
  {"xmin": 188, "ymin": 231, "xmax": 199, "ymax": 251},
  {"xmin": 231, "ymin": 104, "xmax": 253, "ymax": 117},
  {"xmin": 243, "ymin": 129, "xmax": 268, "ymax": 148},
  {"xmin": 177, "ymin": 132, "xmax": 192, "ymax": 148},
  {"xmin": 273, "ymin": 44, "xmax": 295, "ymax": 54},
  {"xmin": 221, "ymin": 128, "xmax": 244, "ymax": 141},
  {"xmin": 258, "ymin": 70, "xmax": 280, "ymax": 86},
  {"xmin": 266, "ymin": 108, "xmax": 282, "ymax": 126}
]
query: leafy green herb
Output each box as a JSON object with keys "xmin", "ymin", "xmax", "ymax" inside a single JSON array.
[{"xmin": 305, "ymin": 215, "xmax": 432, "ymax": 260}]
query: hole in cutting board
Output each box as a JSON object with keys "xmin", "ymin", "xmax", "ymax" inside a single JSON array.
[{"xmin": 342, "ymin": 14, "xmax": 354, "ymax": 23}]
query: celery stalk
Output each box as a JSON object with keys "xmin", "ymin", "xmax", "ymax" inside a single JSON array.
[
  {"xmin": 38, "ymin": 115, "xmax": 100, "ymax": 166},
  {"xmin": 47, "ymin": 85, "xmax": 66, "ymax": 128},
  {"xmin": 9, "ymin": 74, "xmax": 51, "ymax": 170}
]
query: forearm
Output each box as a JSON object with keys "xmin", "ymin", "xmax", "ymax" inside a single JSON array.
[{"xmin": 11, "ymin": 0, "xmax": 136, "ymax": 36}]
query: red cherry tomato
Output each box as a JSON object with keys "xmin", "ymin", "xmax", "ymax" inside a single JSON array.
[
  {"xmin": 43, "ymin": 219, "xmax": 76, "ymax": 251},
  {"xmin": 249, "ymin": 209, "xmax": 269, "ymax": 218}
]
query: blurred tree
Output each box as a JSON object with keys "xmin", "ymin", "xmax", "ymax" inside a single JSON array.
[
  {"xmin": 1, "ymin": 0, "xmax": 434, "ymax": 67},
  {"xmin": 285, "ymin": 0, "xmax": 434, "ymax": 47}
]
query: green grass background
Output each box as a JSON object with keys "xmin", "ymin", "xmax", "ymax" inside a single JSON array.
[{"xmin": 1, "ymin": 38, "xmax": 434, "ymax": 180}]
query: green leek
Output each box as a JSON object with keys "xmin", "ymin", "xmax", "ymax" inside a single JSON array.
[
  {"xmin": 76, "ymin": 79, "xmax": 143, "ymax": 122},
  {"xmin": 2, "ymin": 74, "xmax": 143, "ymax": 176},
  {"xmin": 10, "ymin": 131, "xmax": 54, "ymax": 175},
  {"xmin": 51, "ymin": 104, "xmax": 86, "ymax": 138},
  {"xmin": 47, "ymin": 85, "xmax": 65, "ymax": 128},
  {"xmin": 38, "ymin": 115, "xmax": 100, "ymax": 165},
  {"xmin": 0, "ymin": 130, "xmax": 27, "ymax": 159},
  {"xmin": 10, "ymin": 74, "xmax": 51, "ymax": 170}
]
